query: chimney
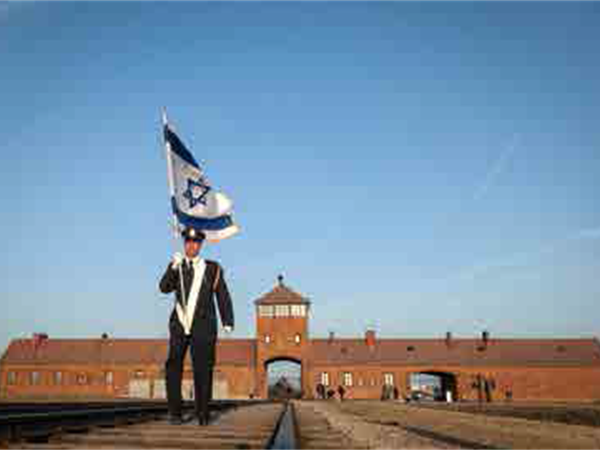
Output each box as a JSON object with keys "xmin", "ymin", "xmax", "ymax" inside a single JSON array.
[
  {"xmin": 482, "ymin": 330, "xmax": 489, "ymax": 348},
  {"xmin": 365, "ymin": 329, "xmax": 376, "ymax": 347},
  {"xmin": 445, "ymin": 331, "xmax": 452, "ymax": 348},
  {"xmin": 328, "ymin": 331, "xmax": 335, "ymax": 343},
  {"xmin": 32, "ymin": 333, "xmax": 48, "ymax": 350}
]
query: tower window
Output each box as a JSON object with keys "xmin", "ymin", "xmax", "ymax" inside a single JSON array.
[
  {"xmin": 294, "ymin": 333, "xmax": 301, "ymax": 344},
  {"xmin": 259, "ymin": 305, "xmax": 274, "ymax": 317},
  {"xmin": 53, "ymin": 371, "xmax": 63, "ymax": 385},
  {"xmin": 264, "ymin": 335, "xmax": 271, "ymax": 344},
  {"xmin": 291, "ymin": 304, "xmax": 306, "ymax": 317},
  {"xmin": 7, "ymin": 371, "xmax": 16, "ymax": 385},
  {"xmin": 343, "ymin": 372, "xmax": 353, "ymax": 387},
  {"xmin": 275, "ymin": 304, "xmax": 289, "ymax": 317},
  {"xmin": 384, "ymin": 373, "xmax": 395, "ymax": 386},
  {"xmin": 30, "ymin": 371, "xmax": 40, "ymax": 385}
]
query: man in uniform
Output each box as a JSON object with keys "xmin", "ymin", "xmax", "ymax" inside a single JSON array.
[{"xmin": 159, "ymin": 227, "xmax": 234, "ymax": 425}]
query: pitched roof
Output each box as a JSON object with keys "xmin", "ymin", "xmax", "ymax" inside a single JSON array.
[
  {"xmin": 0, "ymin": 338, "xmax": 255, "ymax": 367},
  {"xmin": 3, "ymin": 336, "xmax": 600, "ymax": 369},
  {"xmin": 310, "ymin": 338, "xmax": 600, "ymax": 367},
  {"xmin": 254, "ymin": 278, "xmax": 309, "ymax": 305}
]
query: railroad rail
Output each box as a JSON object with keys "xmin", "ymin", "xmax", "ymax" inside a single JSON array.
[
  {"xmin": 4, "ymin": 399, "xmax": 598, "ymax": 448},
  {"xmin": 0, "ymin": 400, "xmax": 297, "ymax": 450},
  {"xmin": 0, "ymin": 399, "xmax": 281, "ymax": 448}
]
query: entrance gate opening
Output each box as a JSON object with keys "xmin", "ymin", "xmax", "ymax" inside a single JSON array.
[
  {"xmin": 266, "ymin": 358, "xmax": 302, "ymax": 400},
  {"xmin": 409, "ymin": 371, "xmax": 457, "ymax": 402}
]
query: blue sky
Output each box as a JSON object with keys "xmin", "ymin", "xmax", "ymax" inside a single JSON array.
[{"xmin": 1, "ymin": 2, "xmax": 600, "ymax": 355}]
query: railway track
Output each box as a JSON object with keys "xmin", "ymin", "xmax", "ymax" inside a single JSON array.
[
  {"xmin": 0, "ymin": 402, "xmax": 496, "ymax": 450},
  {"xmin": 0, "ymin": 401, "xmax": 361, "ymax": 449},
  {"xmin": 4, "ymin": 399, "xmax": 600, "ymax": 448}
]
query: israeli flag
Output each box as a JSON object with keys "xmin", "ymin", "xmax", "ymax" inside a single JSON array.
[{"xmin": 163, "ymin": 118, "xmax": 239, "ymax": 242}]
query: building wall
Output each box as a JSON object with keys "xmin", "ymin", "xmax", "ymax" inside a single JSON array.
[
  {"xmin": 4, "ymin": 354, "xmax": 600, "ymax": 402},
  {"xmin": 453, "ymin": 366, "xmax": 600, "ymax": 401},
  {"xmin": 0, "ymin": 362, "xmax": 255, "ymax": 401},
  {"xmin": 255, "ymin": 313, "xmax": 309, "ymax": 398},
  {"xmin": 305, "ymin": 364, "xmax": 600, "ymax": 402},
  {"xmin": 214, "ymin": 365, "xmax": 256, "ymax": 399},
  {"xmin": 0, "ymin": 363, "xmax": 136, "ymax": 400}
]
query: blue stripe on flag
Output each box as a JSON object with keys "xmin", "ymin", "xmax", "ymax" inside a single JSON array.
[
  {"xmin": 171, "ymin": 197, "xmax": 235, "ymax": 231},
  {"xmin": 164, "ymin": 125, "xmax": 200, "ymax": 169}
]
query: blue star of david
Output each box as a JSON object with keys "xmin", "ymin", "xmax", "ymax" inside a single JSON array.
[{"xmin": 182, "ymin": 177, "xmax": 211, "ymax": 208}]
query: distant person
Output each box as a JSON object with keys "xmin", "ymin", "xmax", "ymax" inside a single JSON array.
[
  {"xmin": 159, "ymin": 227, "xmax": 234, "ymax": 426},
  {"xmin": 484, "ymin": 379, "xmax": 492, "ymax": 403},
  {"xmin": 380, "ymin": 385, "xmax": 388, "ymax": 401},
  {"xmin": 327, "ymin": 388, "xmax": 335, "ymax": 399},
  {"xmin": 337, "ymin": 385, "xmax": 346, "ymax": 401},
  {"xmin": 316, "ymin": 383, "xmax": 326, "ymax": 400}
]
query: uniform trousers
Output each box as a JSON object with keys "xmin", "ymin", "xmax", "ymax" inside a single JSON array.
[{"xmin": 165, "ymin": 327, "xmax": 216, "ymax": 422}]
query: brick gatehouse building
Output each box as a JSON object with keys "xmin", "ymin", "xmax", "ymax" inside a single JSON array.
[{"xmin": 2, "ymin": 277, "xmax": 600, "ymax": 401}]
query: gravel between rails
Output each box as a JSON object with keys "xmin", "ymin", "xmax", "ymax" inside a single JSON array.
[
  {"xmin": 415, "ymin": 402, "xmax": 600, "ymax": 428},
  {"xmin": 328, "ymin": 400, "xmax": 600, "ymax": 449},
  {"xmin": 294, "ymin": 400, "xmax": 459, "ymax": 449}
]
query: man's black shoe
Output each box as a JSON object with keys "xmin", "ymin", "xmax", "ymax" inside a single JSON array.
[
  {"xmin": 182, "ymin": 413, "xmax": 196, "ymax": 424},
  {"xmin": 169, "ymin": 415, "xmax": 183, "ymax": 425}
]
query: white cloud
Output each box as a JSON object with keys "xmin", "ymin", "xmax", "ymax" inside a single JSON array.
[
  {"xmin": 439, "ymin": 225, "xmax": 600, "ymax": 285},
  {"xmin": 473, "ymin": 134, "xmax": 520, "ymax": 202},
  {"xmin": 574, "ymin": 227, "xmax": 600, "ymax": 240}
]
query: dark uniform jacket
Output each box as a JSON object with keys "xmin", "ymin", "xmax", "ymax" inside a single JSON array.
[{"xmin": 159, "ymin": 259, "xmax": 234, "ymax": 340}]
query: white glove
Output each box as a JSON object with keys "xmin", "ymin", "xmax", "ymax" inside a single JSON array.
[
  {"xmin": 171, "ymin": 252, "xmax": 183, "ymax": 269},
  {"xmin": 223, "ymin": 325, "xmax": 233, "ymax": 334}
]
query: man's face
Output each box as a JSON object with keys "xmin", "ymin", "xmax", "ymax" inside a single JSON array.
[{"xmin": 184, "ymin": 239, "xmax": 202, "ymax": 258}]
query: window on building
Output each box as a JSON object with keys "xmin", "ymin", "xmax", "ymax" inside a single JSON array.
[
  {"xmin": 294, "ymin": 333, "xmax": 301, "ymax": 344},
  {"xmin": 105, "ymin": 371, "xmax": 114, "ymax": 385},
  {"xmin": 77, "ymin": 373, "xmax": 87, "ymax": 385},
  {"xmin": 274, "ymin": 304, "xmax": 289, "ymax": 317},
  {"xmin": 258, "ymin": 305, "xmax": 274, "ymax": 317},
  {"xmin": 343, "ymin": 372, "xmax": 353, "ymax": 387},
  {"xmin": 53, "ymin": 371, "xmax": 63, "ymax": 385},
  {"xmin": 384, "ymin": 373, "xmax": 395, "ymax": 386},
  {"xmin": 264, "ymin": 334, "xmax": 271, "ymax": 344},
  {"xmin": 7, "ymin": 371, "xmax": 16, "ymax": 385},
  {"xmin": 30, "ymin": 371, "xmax": 40, "ymax": 385},
  {"xmin": 370, "ymin": 378, "xmax": 376, "ymax": 386},
  {"xmin": 320, "ymin": 372, "xmax": 329, "ymax": 386},
  {"xmin": 290, "ymin": 304, "xmax": 306, "ymax": 317},
  {"xmin": 358, "ymin": 378, "xmax": 364, "ymax": 387}
]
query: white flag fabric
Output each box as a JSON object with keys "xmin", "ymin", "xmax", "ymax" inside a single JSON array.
[{"xmin": 164, "ymin": 122, "xmax": 239, "ymax": 242}]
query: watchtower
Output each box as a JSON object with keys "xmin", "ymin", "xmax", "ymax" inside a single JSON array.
[{"xmin": 254, "ymin": 275, "xmax": 311, "ymax": 398}]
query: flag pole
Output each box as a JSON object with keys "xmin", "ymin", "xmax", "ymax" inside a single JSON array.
[{"xmin": 162, "ymin": 107, "xmax": 189, "ymax": 330}]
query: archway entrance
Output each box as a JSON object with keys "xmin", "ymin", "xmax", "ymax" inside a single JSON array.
[
  {"xmin": 265, "ymin": 358, "xmax": 302, "ymax": 400},
  {"xmin": 409, "ymin": 371, "xmax": 457, "ymax": 402}
]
